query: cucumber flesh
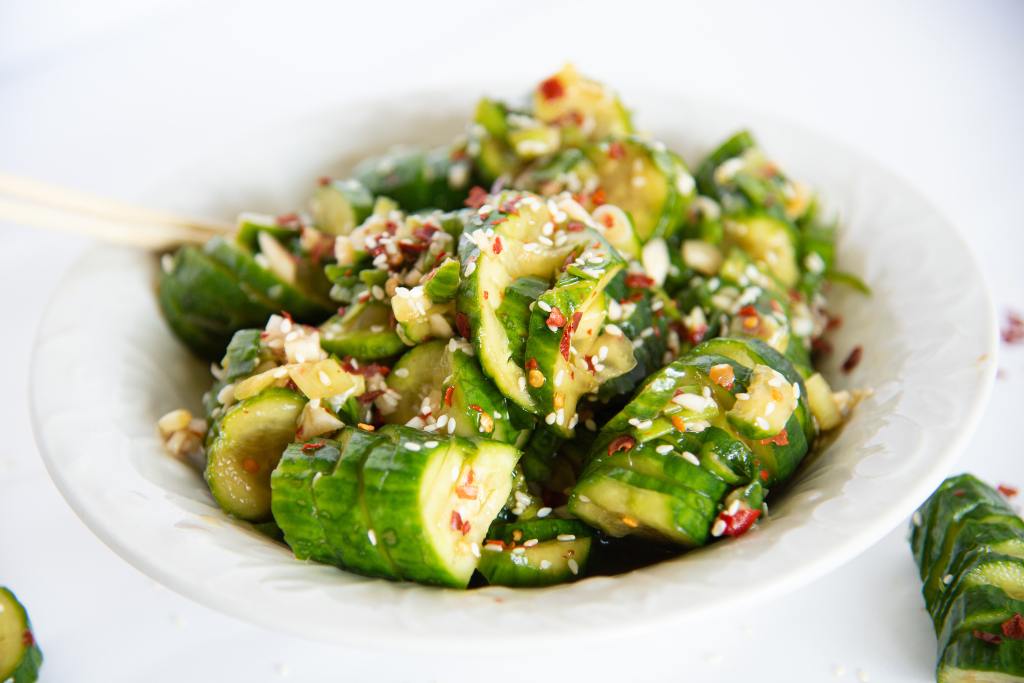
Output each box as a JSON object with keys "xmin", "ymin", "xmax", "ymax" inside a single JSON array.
[
  {"xmin": 0, "ymin": 588, "xmax": 42, "ymax": 683},
  {"xmin": 478, "ymin": 519, "xmax": 594, "ymax": 587},
  {"xmin": 205, "ymin": 388, "xmax": 307, "ymax": 521},
  {"xmin": 270, "ymin": 440, "xmax": 343, "ymax": 562},
  {"xmin": 311, "ymin": 179, "xmax": 374, "ymax": 235},
  {"xmin": 319, "ymin": 300, "xmax": 406, "ymax": 360}
]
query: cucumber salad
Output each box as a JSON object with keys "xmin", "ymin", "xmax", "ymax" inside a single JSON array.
[{"xmin": 157, "ymin": 65, "xmax": 864, "ymax": 589}]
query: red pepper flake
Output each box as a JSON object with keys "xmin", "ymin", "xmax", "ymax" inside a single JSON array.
[
  {"xmin": 566, "ymin": 220, "xmax": 585, "ymax": 232},
  {"xmin": 811, "ymin": 337, "xmax": 833, "ymax": 357},
  {"xmin": 397, "ymin": 240, "xmax": 427, "ymax": 256},
  {"xmin": 607, "ymin": 435, "xmax": 636, "ymax": 456},
  {"xmin": 688, "ymin": 323, "xmax": 708, "ymax": 345},
  {"xmin": 825, "ymin": 312, "xmax": 843, "ymax": 331},
  {"xmin": 670, "ymin": 415, "xmax": 687, "ymax": 432},
  {"xmin": 546, "ymin": 307, "xmax": 567, "ymax": 328},
  {"xmin": 625, "ymin": 273, "xmax": 655, "ymax": 289},
  {"xmin": 973, "ymin": 629, "xmax": 1003, "ymax": 645},
  {"xmin": 769, "ymin": 299, "xmax": 783, "ymax": 314},
  {"xmin": 1001, "ymin": 613, "xmax": 1024, "ymax": 640},
  {"xmin": 560, "ymin": 326, "xmax": 572, "ymax": 361},
  {"xmin": 468, "ymin": 404, "xmax": 483, "ymax": 412},
  {"xmin": 720, "ymin": 507, "xmax": 762, "ymax": 537},
  {"xmin": 953, "ymin": 489, "xmax": 966, "ymax": 497},
  {"xmin": 456, "ymin": 484, "xmax": 479, "ymax": 500},
  {"xmin": 1002, "ymin": 311, "xmax": 1024, "ymax": 344},
  {"xmin": 450, "ymin": 510, "xmax": 471, "ymax": 535},
  {"xmin": 590, "ymin": 187, "xmax": 607, "ymax": 206},
  {"xmin": 539, "ymin": 76, "xmax": 565, "ymax": 101},
  {"xmin": 318, "ymin": 176, "xmax": 332, "ymax": 187},
  {"xmin": 359, "ymin": 389, "xmax": 385, "ymax": 404},
  {"xmin": 998, "ymin": 484, "xmax": 1019, "ymax": 498},
  {"xmin": 413, "ymin": 224, "xmax": 440, "ymax": 242},
  {"xmin": 242, "ymin": 457, "xmax": 260, "ymax": 474},
  {"xmin": 759, "ymin": 429, "xmax": 789, "ymax": 447},
  {"xmin": 276, "ymin": 212, "xmax": 300, "ymax": 227},
  {"xmin": 455, "ymin": 312, "xmax": 471, "ymax": 338},
  {"xmin": 301, "ymin": 442, "xmax": 326, "ymax": 453},
  {"xmin": 444, "ymin": 386, "xmax": 455, "ymax": 407},
  {"xmin": 492, "ymin": 235, "xmax": 503, "ymax": 254},
  {"xmin": 738, "ymin": 305, "xmax": 759, "ymax": 317},
  {"xmin": 465, "ymin": 186, "xmax": 488, "ymax": 209},
  {"xmin": 607, "ymin": 141, "xmax": 626, "ymax": 160},
  {"xmin": 841, "ymin": 345, "xmax": 863, "ymax": 373},
  {"xmin": 483, "ymin": 291, "xmax": 489, "ymax": 300},
  {"xmin": 22, "ymin": 630, "xmax": 34, "ymax": 647},
  {"xmin": 584, "ymin": 355, "xmax": 597, "ymax": 373},
  {"xmin": 759, "ymin": 469, "xmax": 770, "ymax": 481},
  {"xmin": 280, "ymin": 310, "xmax": 294, "ymax": 323}
]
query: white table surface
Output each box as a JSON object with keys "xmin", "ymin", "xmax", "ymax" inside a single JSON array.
[{"xmin": 2, "ymin": 1, "xmax": 1022, "ymax": 680}]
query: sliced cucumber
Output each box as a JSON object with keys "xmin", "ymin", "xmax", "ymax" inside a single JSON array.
[
  {"xmin": 722, "ymin": 213, "xmax": 800, "ymax": 288},
  {"xmin": 220, "ymin": 328, "xmax": 265, "ymax": 382},
  {"xmin": 235, "ymin": 212, "xmax": 301, "ymax": 253},
  {"xmin": 586, "ymin": 136, "xmax": 695, "ymax": 242},
  {"xmin": 270, "ymin": 440, "xmax": 342, "ymax": 562},
  {"xmin": 353, "ymin": 146, "xmax": 470, "ymax": 211},
  {"xmin": 0, "ymin": 588, "xmax": 42, "ymax": 683},
  {"xmin": 319, "ymin": 300, "xmax": 405, "ymax": 360},
  {"xmin": 726, "ymin": 363, "xmax": 797, "ymax": 440},
  {"xmin": 361, "ymin": 426, "xmax": 521, "ymax": 587},
  {"xmin": 205, "ymin": 388, "xmax": 307, "ymax": 521},
  {"xmin": 531, "ymin": 64, "xmax": 633, "ymax": 142},
  {"xmin": 937, "ymin": 630, "xmax": 1024, "ymax": 683},
  {"xmin": 311, "ymin": 429, "xmax": 400, "ymax": 579},
  {"xmin": 385, "ymin": 340, "xmax": 529, "ymax": 445},
  {"xmin": 421, "ymin": 258, "xmax": 461, "ymax": 303},
  {"xmin": 478, "ymin": 519, "xmax": 594, "ymax": 587},
  {"xmin": 311, "ymin": 178, "xmax": 374, "ymax": 235},
  {"xmin": 937, "ymin": 583, "xmax": 1024, "ymax": 652}
]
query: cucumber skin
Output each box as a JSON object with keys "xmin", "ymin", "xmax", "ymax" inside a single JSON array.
[
  {"xmin": 158, "ymin": 246, "xmax": 277, "ymax": 360},
  {"xmin": 319, "ymin": 302, "xmax": 407, "ymax": 361},
  {"xmin": 478, "ymin": 519, "xmax": 595, "ymax": 587},
  {"xmin": 270, "ymin": 441, "xmax": 342, "ymax": 562},
  {"xmin": 354, "ymin": 146, "xmax": 468, "ymax": 212},
  {"xmin": 0, "ymin": 588, "xmax": 43, "ymax": 683},
  {"xmin": 221, "ymin": 329, "xmax": 264, "ymax": 381},
  {"xmin": 312, "ymin": 431, "xmax": 400, "ymax": 579},
  {"xmin": 937, "ymin": 631, "xmax": 1024, "ymax": 683},
  {"xmin": 936, "ymin": 583, "xmax": 1024, "ymax": 652},
  {"xmin": 204, "ymin": 236, "xmax": 332, "ymax": 321}
]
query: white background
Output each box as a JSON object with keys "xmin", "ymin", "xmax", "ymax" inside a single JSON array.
[{"xmin": 2, "ymin": 1, "xmax": 1022, "ymax": 680}]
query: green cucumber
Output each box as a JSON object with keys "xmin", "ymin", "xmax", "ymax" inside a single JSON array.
[
  {"xmin": 235, "ymin": 212, "xmax": 301, "ymax": 253},
  {"xmin": 270, "ymin": 440, "xmax": 342, "ymax": 562},
  {"xmin": 936, "ymin": 584, "xmax": 1024, "ymax": 653},
  {"xmin": 586, "ymin": 136, "xmax": 695, "ymax": 242},
  {"xmin": 478, "ymin": 519, "xmax": 594, "ymax": 586},
  {"xmin": 937, "ymin": 630, "xmax": 1024, "ymax": 683},
  {"xmin": 497, "ymin": 276, "xmax": 549, "ymax": 367},
  {"xmin": 311, "ymin": 430, "xmax": 400, "ymax": 579},
  {"xmin": 319, "ymin": 300, "xmax": 405, "ymax": 360},
  {"xmin": 421, "ymin": 258, "xmax": 462, "ymax": 303},
  {"xmin": 385, "ymin": 340, "xmax": 529, "ymax": 445},
  {"xmin": 311, "ymin": 178, "xmax": 374, "ymax": 235},
  {"xmin": 0, "ymin": 588, "xmax": 42, "ymax": 683},
  {"xmin": 204, "ymin": 236, "xmax": 332, "ymax": 321},
  {"xmin": 531, "ymin": 64, "xmax": 633, "ymax": 142},
  {"xmin": 353, "ymin": 146, "xmax": 470, "ymax": 211},
  {"xmin": 158, "ymin": 245, "xmax": 277, "ymax": 360},
  {"xmin": 361, "ymin": 425, "xmax": 521, "ymax": 587},
  {"xmin": 221, "ymin": 328, "xmax": 266, "ymax": 382},
  {"xmin": 722, "ymin": 213, "xmax": 800, "ymax": 288},
  {"xmin": 205, "ymin": 388, "xmax": 307, "ymax": 521}
]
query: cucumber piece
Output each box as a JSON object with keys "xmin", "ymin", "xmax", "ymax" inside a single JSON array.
[
  {"xmin": 497, "ymin": 276, "xmax": 549, "ymax": 367},
  {"xmin": 478, "ymin": 519, "xmax": 594, "ymax": 587},
  {"xmin": 220, "ymin": 328, "xmax": 266, "ymax": 382},
  {"xmin": 933, "ymin": 552, "xmax": 1024, "ymax": 625},
  {"xmin": 695, "ymin": 130, "xmax": 758, "ymax": 198},
  {"xmin": 311, "ymin": 178, "xmax": 374, "ymax": 235},
  {"xmin": 270, "ymin": 440, "xmax": 342, "ymax": 562},
  {"xmin": 361, "ymin": 426, "xmax": 521, "ymax": 587},
  {"xmin": 204, "ymin": 236, "xmax": 333, "ymax": 321},
  {"xmin": 353, "ymin": 146, "xmax": 470, "ymax": 211},
  {"xmin": 205, "ymin": 388, "xmax": 307, "ymax": 521},
  {"xmin": 0, "ymin": 588, "xmax": 42, "ymax": 683},
  {"xmin": 319, "ymin": 300, "xmax": 405, "ymax": 360},
  {"xmin": 937, "ymin": 630, "xmax": 1024, "ymax": 683},
  {"xmin": 385, "ymin": 340, "xmax": 529, "ymax": 445},
  {"xmin": 312, "ymin": 430, "xmax": 400, "ymax": 579},
  {"xmin": 158, "ymin": 245, "xmax": 277, "ymax": 360},
  {"xmin": 937, "ymin": 584, "xmax": 1024, "ymax": 652},
  {"xmin": 532, "ymin": 64, "xmax": 633, "ymax": 142},
  {"xmin": 586, "ymin": 136, "xmax": 695, "ymax": 242},
  {"xmin": 726, "ymin": 363, "xmax": 798, "ymax": 440},
  {"xmin": 235, "ymin": 212, "xmax": 301, "ymax": 253},
  {"xmin": 421, "ymin": 258, "xmax": 462, "ymax": 303},
  {"xmin": 722, "ymin": 213, "xmax": 800, "ymax": 288}
]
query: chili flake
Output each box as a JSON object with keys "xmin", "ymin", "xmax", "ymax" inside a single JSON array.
[
  {"xmin": 625, "ymin": 273, "xmax": 655, "ymax": 289},
  {"xmin": 759, "ymin": 429, "xmax": 789, "ymax": 447},
  {"xmin": 455, "ymin": 312, "xmax": 471, "ymax": 339},
  {"xmin": 607, "ymin": 435, "xmax": 636, "ymax": 456},
  {"xmin": 493, "ymin": 236, "xmax": 503, "ymax": 255},
  {"xmin": 719, "ymin": 507, "xmax": 762, "ymax": 537},
  {"xmin": 450, "ymin": 510, "xmax": 471, "ymax": 535},
  {"xmin": 539, "ymin": 76, "xmax": 565, "ymax": 100},
  {"xmin": 842, "ymin": 345, "xmax": 863, "ymax": 373},
  {"xmin": 607, "ymin": 141, "xmax": 626, "ymax": 160},
  {"xmin": 22, "ymin": 630, "xmax": 34, "ymax": 647},
  {"xmin": 671, "ymin": 415, "xmax": 687, "ymax": 432},
  {"xmin": 465, "ymin": 186, "xmax": 488, "ymax": 209},
  {"xmin": 973, "ymin": 630, "xmax": 1003, "ymax": 645},
  {"xmin": 709, "ymin": 363, "xmax": 735, "ymax": 389},
  {"xmin": 444, "ymin": 386, "xmax": 455, "ymax": 407},
  {"xmin": 998, "ymin": 484, "xmax": 1019, "ymax": 498},
  {"xmin": 525, "ymin": 358, "xmax": 539, "ymax": 371},
  {"xmin": 546, "ymin": 307, "xmax": 567, "ymax": 328},
  {"xmin": 301, "ymin": 442, "xmax": 326, "ymax": 453},
  {"xmin": 1002, "ymin": 310, "xmax": 1024, "ymax": 344},
  {"xmin": 1001, "ymin": 613, "xmax": 1024, "ymax": 640}
]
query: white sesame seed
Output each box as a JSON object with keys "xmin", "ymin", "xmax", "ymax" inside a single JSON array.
[
  {"xmin": 605, "ymin": 323, "xmax": 624, "ymax": 337},
  {"xmin": 655, "ymin": 444, "xmax": 673, "ymax": 455},
  {"xmin": 943, "ymin": 574, "xmax": 953, "ymax": 585},
  {"xmin": 404, "ymin": 442, "xmax": 421, "ymax": 452},
  {"xmin": 524, "ymin": 538, "xmax": 539, "ymax": 547},
  {"xmin": 711, "ymin": 519, "xmax": 727, "ymax": 537},
  {"xmin": 585, "ymin": 419, "xmax": 597, "ymax": 431},
  {"xmin": 484, "ymin": 542, "xmax": 504, "ymax": 552},
  {"xmin": 755, "ymin": 417, "xmax": 771, "ymax": 430},
  {"xmin": 727, "ymin": 499, "xmax": 741, "ymax": 515},
  {"xmin": 436, "ymin": 415, "xmax": 449, "ymax": 428},
  {"xmin": 537, "ymin": 300, "xmax": 552, "ymax": 312},
  {"xmin": 371, "ymin": 285, "xmax": 385, "ymax": 300},
  {"xmin": 367, "ymin": 529, "xmax": 377, "ymax": 546},
  {"xmin": 464, "ymin": 260, "xmax": 477, "ymax": 277},
  {"xmin": 765, "ymin": 402, "xmax": 776, "ymax": 416},
  {"xmin": 736, "ymin": 393, "xmax": 751, "ymax": 400},
  {"xmin": 394, "ymin": 367, "xmax": 409, "ymax": 378},
  {"xmin": 793, "ymin": 382, "xmax": 801, "ymax": 399},
  {"xmin": 545, "ymin": 412, "xmax": 557, "ymax": 425},
  {"xmin": 912, "ymin": 511, "xmax": 922, "ymax": 527},
  {"xmin": 567, "ymin": 559, "xmax": 579, "ymax": 575},
  {"xmin": 578, "ymin": 495, "xmax": 591, "ymax": 503},
  {"xmin": 539, "ymin": 560, "xmax": 552, "ymax": 570},
  {"xmin": 537, "ymin": 506, "xmax": 552, "ymax": 518},
  {"xmin": 557, "ymin": 534, "xmax": 576, "ymax": 542},
  {"xmin": 568, "ymin": 413, "xmax": 579, "ymax": 429},
  {"xmin": 424, "ymin": 440, "xmax": 438, "ymax": 449},
  {"xmin": 518, "ymin": 376, "xmax": 527, "ymax": 392},
  {"xmin": 470, "ymin": 542, "xmax": 481, "ymax": 558},
  {"xmin": 682, "ymin": 451, "xmax": 700, "ymax": 466},
  {"xmin": 556, "ymin": 408, "xmax": 565, "ymax": 426},
  {"xmin": 555, "ymin": 370, "xmax": 565, "ymax": 386},
  {"xmin": 447, "ymin": 418, "xmax": 457, "ymax": 434}
]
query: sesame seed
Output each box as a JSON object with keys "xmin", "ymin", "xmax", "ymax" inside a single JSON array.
[
  {"xmin": 655, "ymin": 444, "xmax": 673, "ymax": 455},
  {"xmin": 537, "ymin": 300, "xmax": 552, "ymax": 312},
  {"xmin": 464, "ymin": 260, "xmax": 477, "ymax": 277},
  {"xmin": 555, "ymin": 370, "xmax": 565, "ymax": 386},
  {"xmin": 470, "ymin": 543, "xmax": 481, "ymax": 558},
  {"xmin": 755, "ymin": 417, "xmax": 771, "ymax": 430},
  {"xmin": 557, "ymin": 534, "xmax": 576, "ymax": 542},
  {"xmin": 368, "ymin": 529, "xmax": 377, "ymax": 546},
  {"xmin": 424, "ymin": 440, "xmax": 438, "ymax": 448},
  {"xmin": 682, "ymin": 451, "xmax": 700, "ymax": 466},
  {"xmin": 436, "ymin": 415, "xmax": 449, "ymax": 428},
  {"xmin": 943, "ymin": 574, "xmax": 953, "ymax": 585},
  {"xmin": 711, "ymin": 519, "xmax": 726, "ymax": 537},
  {"xmin": 555, "ymin": 408, "xmax": 565, "ymax": 426},
  {"xmin": 568, "ymin": 413, "xmax": 579, "ymax": 429},
  {"xmin": 545, "ymin": 412, "xmax": 557, "ymax": 425},
  {"xmin": 404, "ymin": 442, "xmax": 421, "ymax": 452},
  {"xmin": 447, "ymin": 418, "xmax": 457, "ymax": 434},
  {"xmin": 585, "ymin": 419, "xmax": 597, "ymax": 431},
  {"xmin": 605, "ymin": 323, "xmax": 624, "ymax": 337},
  {"xmin": 727, "ymin": 499, "xmax": 741, "ymax": 515},
  {"xmin": 394, "ymin": 367, "xmax": 409, "ymax": 378},
  {"xmin": 524, "ymin": 538, "xmax": 539, "ymax": 547},
  {"xmin": 371, "ymin": 285, "xmax": 385, "ymax": 300},
  {"xmin": 578, "ymin": 494, "xmax": 591, "ymax": 503},
  {"xmin": 912, "ymin": 511, "xmax": 922, "ymax": 527},
  {"xmin": 793, "ymin": 382, "xmax": 801, "ymax": 399},
  {"xmin": 736, "ymin": 393, "xmax": 751, "ymax": 400},
  {"xmin": 539, "ymin": 560, "xmax": 552, "ymax": 570},
  {"xmin": 484, "ymin": 542, "xmax": 504, "ymax": 552},
  {"xmin": 537, "ymin": 506, "xmax": 552, "ymax": 518},
  {"xmin": 598, "ymin": 345, "xmax": 609, "ymax": 361},
  {"xmin": 567, "ymin": 559, "xmax": 580, "ymax": 575},
  {"xmin": 518, "ymin": 376, "xmax": 527, "ymax": 392}
]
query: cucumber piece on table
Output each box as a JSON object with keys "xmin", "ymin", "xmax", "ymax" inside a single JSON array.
[
  {"xmin": 158, "ymin": 245, "xmax": 277, "ymax": 360},
  {"xmin": 478, "ymin": 519, "xmax": 594, "ymax": 587},
  {"xmin": 586, "ymin": 136, "xmax": 695, "ymax": 243},
  {"xmin": 385, "ymin": 339, "xmax": 530, "ymax": 445},
  {"xmin": 0, "ymin": 588, "xmax": 42, "ymax": 683},
  {"xmin": 311, "ymin": 178, "xmax": 374, "ymax": 235},
  {"xmin": 361, "ymin": 425, "xmax": 521, "ymax": 587},
  {"xmin": 205, "ymin": 387, "xmax": 307, "ymax": 521},
  {"xmin": 937, "ymin": 630, "xmax": 1024, "ymax": 683},
  {"xmin": 319, "ymin": 300, "xmax": 405, "ymax": 360}
]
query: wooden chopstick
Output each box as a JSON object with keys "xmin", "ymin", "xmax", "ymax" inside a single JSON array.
[{"xmin": 0, "ymin": 172, "xmax": 233, "ymax": 249}]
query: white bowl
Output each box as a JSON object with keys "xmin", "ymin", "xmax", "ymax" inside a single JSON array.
[{"xmin": 30, "ymin": 87, "xmax": 998, "ymax": 648}]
